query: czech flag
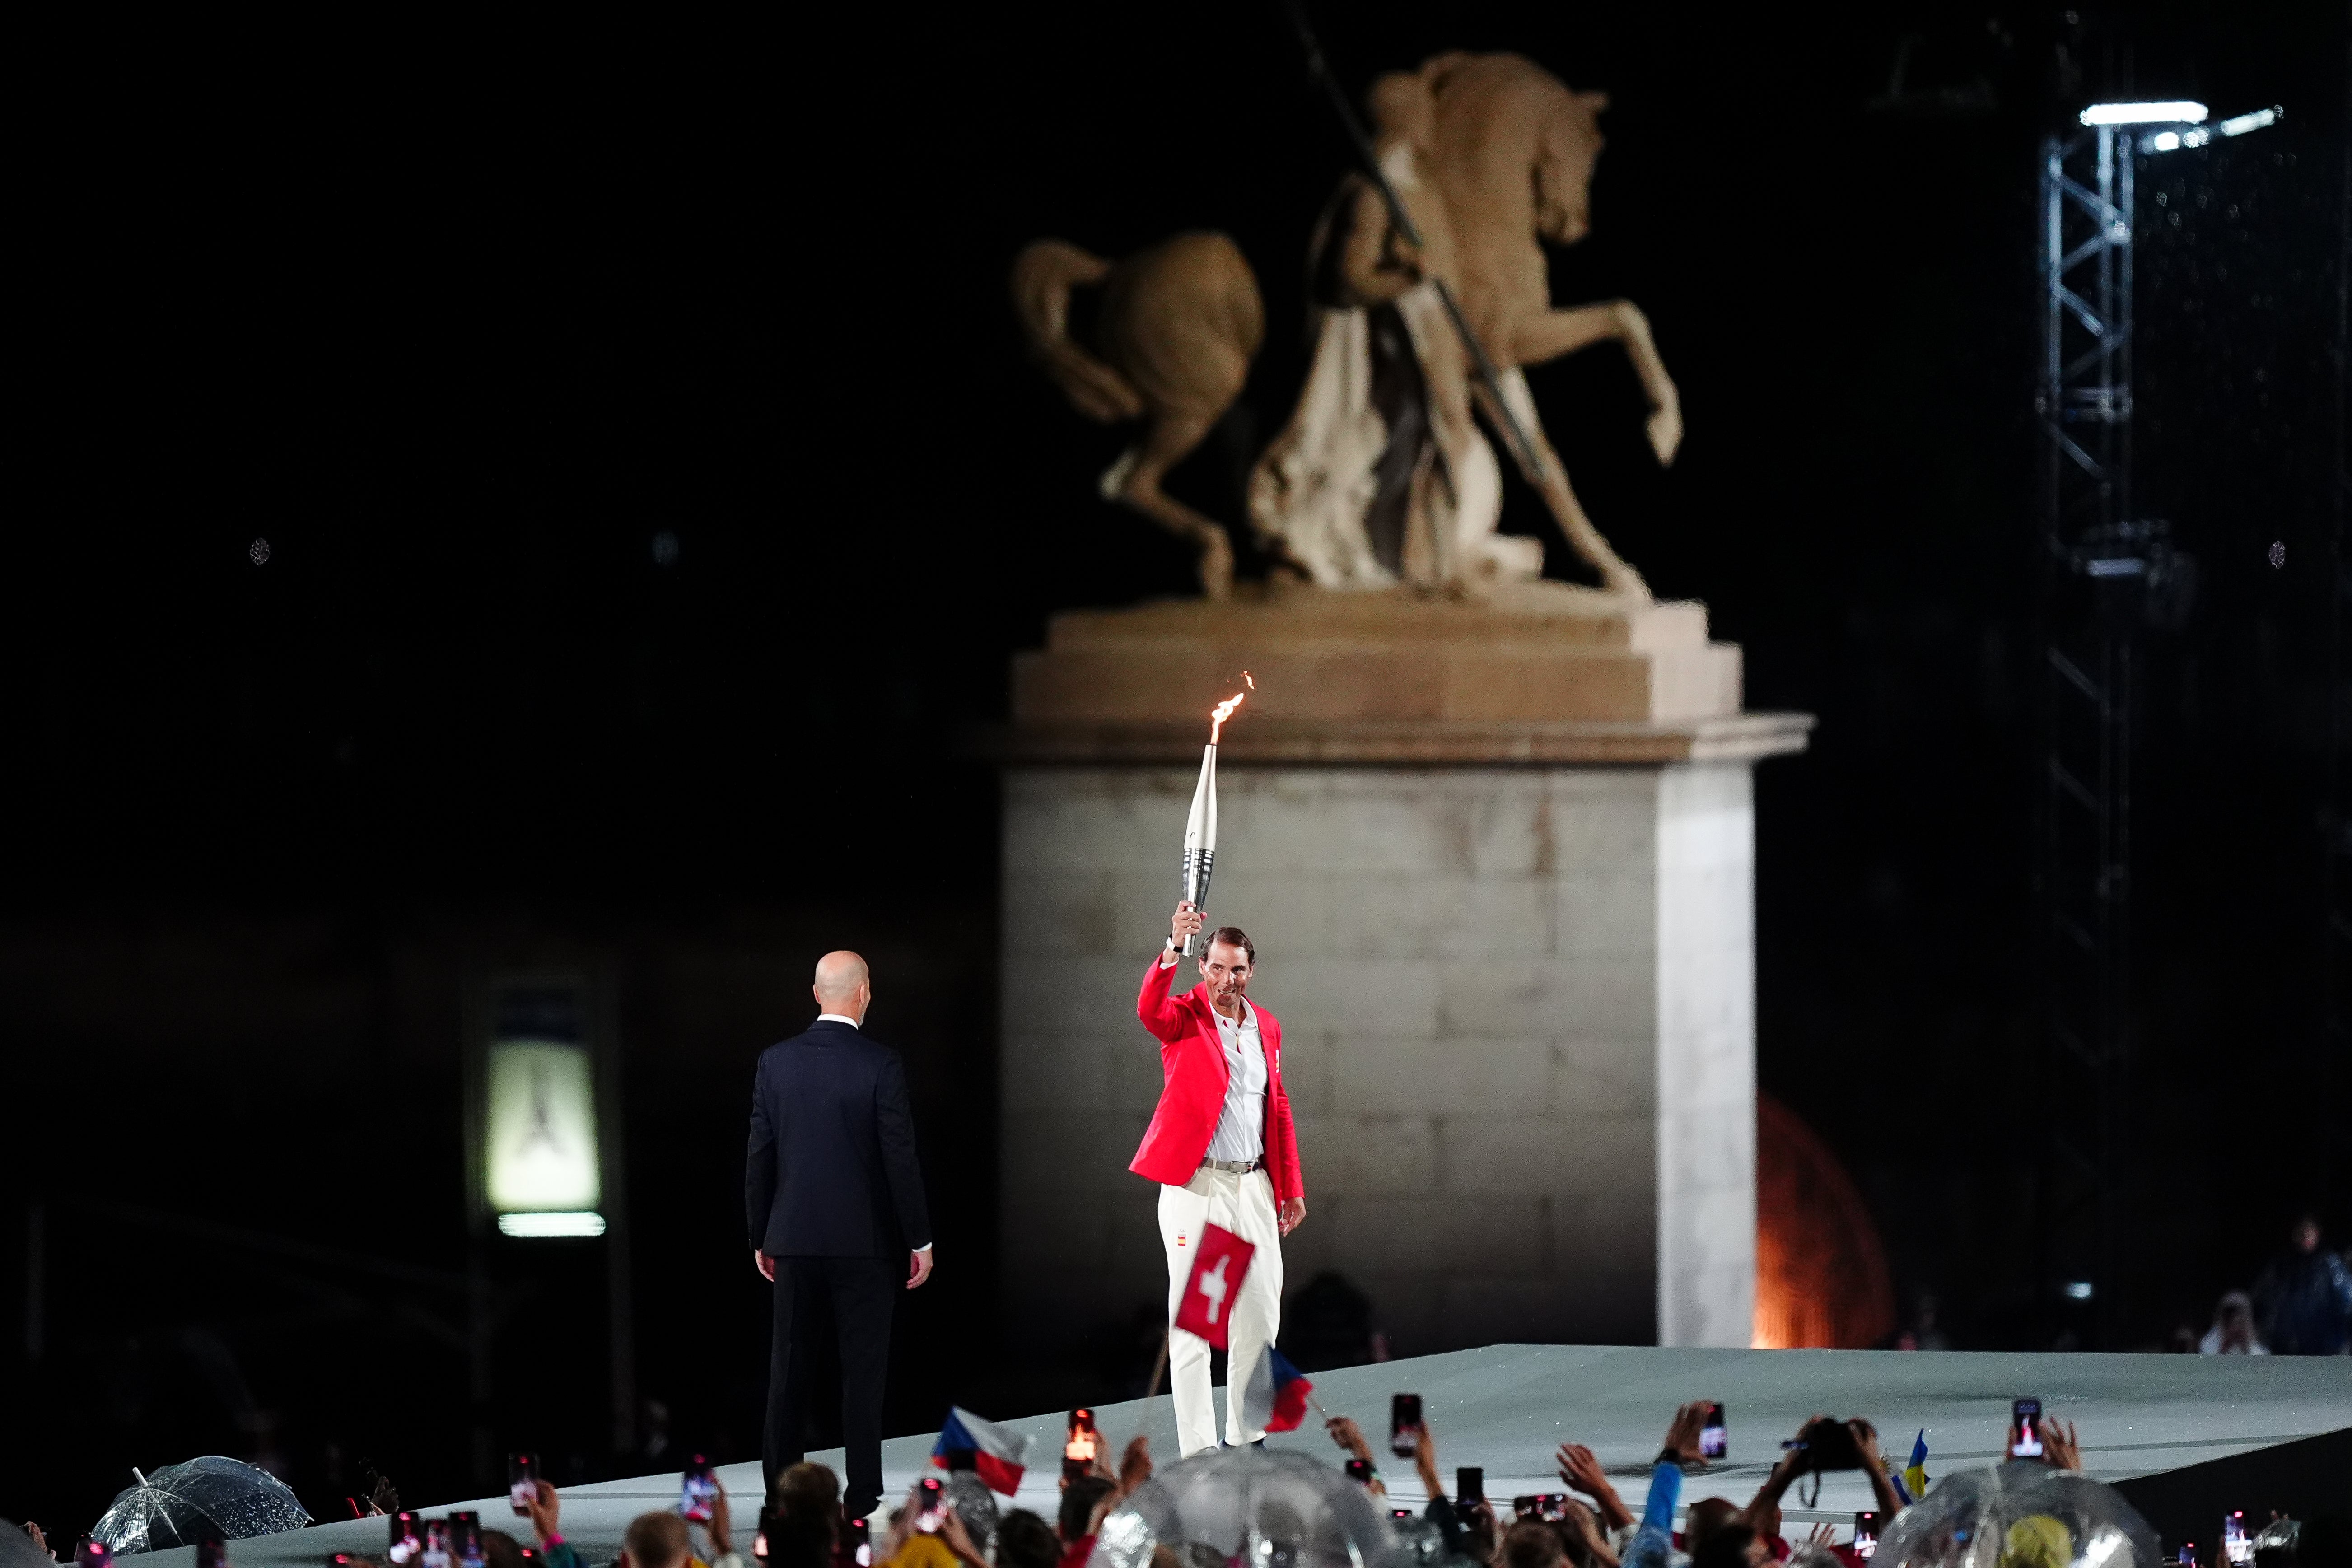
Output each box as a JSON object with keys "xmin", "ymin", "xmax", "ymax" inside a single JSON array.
[
  {"xmin": 1240, "ymin": 1345, "xmax": 1314, "ymax": 1435},
  {"xmin": 931, "ymin": 1407, "xmax": 1032, "ymax": 1496}
]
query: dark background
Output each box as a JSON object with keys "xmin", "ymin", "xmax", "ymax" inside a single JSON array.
[{"xmin": 5, "ymin": 0, "xmax": 2347, "ymax": 1544}]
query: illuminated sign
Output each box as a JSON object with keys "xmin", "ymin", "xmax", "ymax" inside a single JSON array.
[{"xmin": 485, "ymin": 1037, "xmax": 602, "ymax": 1230}]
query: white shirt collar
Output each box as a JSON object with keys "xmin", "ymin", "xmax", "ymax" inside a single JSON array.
[{"xmin": 816, "ymin": 1013, "xmax": 862, "ymax": 1029}]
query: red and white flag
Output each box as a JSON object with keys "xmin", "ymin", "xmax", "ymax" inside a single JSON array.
[{"xmin": 1172, "ymin": 1222, "xmax": 1255, "ymax": 1349}]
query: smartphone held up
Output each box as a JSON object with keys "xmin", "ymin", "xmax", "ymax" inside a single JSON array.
[
  {"xmin": 1389, "ymin": 1394, "xmax": 1423, "ymax": 1460},
  {"xmin": 508, "ymin": 1455, "xmax": 540, "ymax": 1518},
  {"xmin": 680, "ymin": 1457, "xmax": 719, "ymax": 1524},
  {"xmin": 1064, "ymin": 1409, "xmax": 1100, "ymax": 1482},
  {"xmin": 2010, "ymin": 1399, "xmax": 2044, "ymax": 1460},
  {"xmin": 1700, "ymin": 1403, "xmax": 1728, "ymax": 1461}
]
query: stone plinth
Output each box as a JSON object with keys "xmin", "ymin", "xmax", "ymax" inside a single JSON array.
[
  {"xmin": 1013, "ymin": 582, "xmax": 1742, "ymax": 727},
  {"xmin": 993, "ymin": 586, "xmax": 1808, "ymax": 1353}
]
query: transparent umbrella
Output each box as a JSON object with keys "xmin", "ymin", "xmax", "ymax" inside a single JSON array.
[
  {"xmin": 1088, "ymin": 1449, "xmax": 1399, "ymax": 1568},
  {"xmin": 1874, "ymin": 1463, "xmax": 2160, "ymax": 1568},
  {"xmin": 89, "ymin": 1457, "xmax": 312, "ymax": 1554}
]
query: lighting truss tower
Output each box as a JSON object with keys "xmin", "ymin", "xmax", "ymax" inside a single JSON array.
[{"xmin": 2035, "ymin": 121, "xmax": 2136, "ymax": 1345}]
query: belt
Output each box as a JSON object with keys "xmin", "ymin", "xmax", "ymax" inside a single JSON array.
[{"xmin": 1200, "ymin": 1157, "xmax": 1262, "ymax": 1175}]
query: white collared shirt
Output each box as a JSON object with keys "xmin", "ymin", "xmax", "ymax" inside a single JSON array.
[{"xmin": 1206, "ymin": 997, "xmax": 1267, "ymax": 1163}]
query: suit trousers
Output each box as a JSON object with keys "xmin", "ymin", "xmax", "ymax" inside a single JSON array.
[
  {"xmin": 765, "ymin": 1254, "xmax": 896, "ymax": 1513},
  {"xmin": 1158, "ymin": 1166, "xmax": 1283, "ymax": 1456}
]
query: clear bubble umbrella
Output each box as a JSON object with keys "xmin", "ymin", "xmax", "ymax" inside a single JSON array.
[
  {"xmin": 1088, "ymin": 1448, "xmax": 1399, "ymax": 1568},
  {"xmin": 89, "ymin": 1457, "xmax": 312, "ymax": 1554},
  {"xmin": 1874, "ymin": 1463, "xmax": 2160, "ymax": 1568}
]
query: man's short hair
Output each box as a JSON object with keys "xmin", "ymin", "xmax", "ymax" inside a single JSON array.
[
  {"xmin": 1207, "ymin": 926, "xmax": 1255, "ymax": 965},
  {"xmin": 995, "ymin": 1511, "xmax": 1061, "ymax": 1568},
  {"xmin": 1059, "ymin": 1477, "xmax": 1115, "ymax": 1542},
  {"xmin": 1503, "ymin": 1521, "xmax": 1568, "ymax": 1568},
  {"xmin": 623, "ymin": 1512, "xmax": 691, "ymax": 1568}
]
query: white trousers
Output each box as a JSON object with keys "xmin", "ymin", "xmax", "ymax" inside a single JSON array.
[{"xmin": 1157, "ymin": 1166, "xmax": 1284, "ymax": 1456}]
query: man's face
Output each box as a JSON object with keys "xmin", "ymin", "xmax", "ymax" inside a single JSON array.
[
  {"xmin": 1203, "ymin": 941, "xmax": 1252, "ymax": 1009},
  {"xmin": 2295, "ymin": 1219, "xmax": 2320, "ymax": 1253}
]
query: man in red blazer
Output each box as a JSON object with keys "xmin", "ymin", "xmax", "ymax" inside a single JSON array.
[{"xmin": 1135, "ymin": 900, "xmax": 1307, "ymax": 1456}]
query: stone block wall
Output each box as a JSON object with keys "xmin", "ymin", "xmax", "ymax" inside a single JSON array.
[{"xmin": 998, "ymin": 762, "xmax": 1757, "ymax": 1353}]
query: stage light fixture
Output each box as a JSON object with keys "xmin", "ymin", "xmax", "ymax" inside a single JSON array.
[
  {"xmin": 497, "ymin": 1211, "xmax": 608, "ymax": 1238},
  {"xmin": 2137, "ymin": 103, "xmax": 2283, "ymax": 156},
  {"xmin": 2064, "ymin": 1280, "xmax": 2095, "ymax": 1301},
  {"xmin": 2079, "ymin": 101, "xmax": 2207, "ymax": 126}
]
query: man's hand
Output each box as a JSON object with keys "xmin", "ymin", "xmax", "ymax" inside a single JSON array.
[
  {"xmin": 1170, "ymin": 903, "xmax": 1205, "ymax": 950},
  {"xmin": 1556, "ymin": 1444, "xmax": 1632, "ymax": 1531},
  {"xmin": 908, "ymin": 1248, "xmax": 934, "ymax": 1289},
  {"xmin": 23, "ymin": 1523, "xmax": 54, "ymax": 1563},
  {"xmin": 1279, "ymin": 1197, "xmax": 1307, "ymax": 1235},
  {"xmin": 525, "ymin": 1479, "xmax": 562, "ymax": 1545},
  {"xmin": 1326, "ymin": 1416, "xmax": 1373, "ymax": 1465},
  {"xmin": 1661, "ymin": 1401, "xmax": 1710, "ymax": 1466},
  {"xmin": 752, "ymin": 1250, "xmax": 776, "ymax": 1282}
]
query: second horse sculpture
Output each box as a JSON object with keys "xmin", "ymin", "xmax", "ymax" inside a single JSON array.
[{"xmin": 1012, "ymin": 51, "xmax": 1681, "ymax": 602}]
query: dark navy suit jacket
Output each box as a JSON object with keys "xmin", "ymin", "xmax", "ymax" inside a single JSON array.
[{"xmin": 746, "ymin": 1018, "xmax": 932, "ymax": 1257}]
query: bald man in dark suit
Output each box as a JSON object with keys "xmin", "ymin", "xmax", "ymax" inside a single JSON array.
[{"xmin": 747, "ymin": 949, "xmax": 933, "ymax": 1517}]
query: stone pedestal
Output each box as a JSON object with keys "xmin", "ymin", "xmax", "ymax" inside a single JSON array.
[{"xmin": 993, "ymin": 585, "xmax": 1808, "ymax": 1353}]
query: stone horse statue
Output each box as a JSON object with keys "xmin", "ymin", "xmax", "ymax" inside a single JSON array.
[{"xmin": 1012, "ymin": 51, "xmax": 1680, "ymax": 602}]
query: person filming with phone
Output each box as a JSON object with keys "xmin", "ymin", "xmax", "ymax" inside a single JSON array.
[{"xmin": 1136, "ymin": 902, "xmax": 1306, "ymax": 1457}]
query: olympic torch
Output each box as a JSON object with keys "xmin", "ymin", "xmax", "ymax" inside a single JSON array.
[{"xmin": 1179, "ymin": 682, "xmax": 1250, "ymax": 958}]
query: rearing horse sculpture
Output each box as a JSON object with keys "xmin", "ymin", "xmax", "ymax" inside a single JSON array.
[{"xmin": 1013, "ymin": 51, "xmax": 1679, "ymax": 601}]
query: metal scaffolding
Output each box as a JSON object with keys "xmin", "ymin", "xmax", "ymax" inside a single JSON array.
[{"xmin": 2035, "ymin": 123, "xmax": 2137, "ymax": 1345}]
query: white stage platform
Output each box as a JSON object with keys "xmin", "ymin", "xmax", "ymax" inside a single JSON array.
[{"xmin": 131, "ymin": 1345, "xmax": 2352, "ymax": 1567}]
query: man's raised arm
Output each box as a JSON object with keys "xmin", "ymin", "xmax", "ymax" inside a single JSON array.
[{"xmin": 1138, "ymin": 902, "xmax": 1200, "ymax": 1040}]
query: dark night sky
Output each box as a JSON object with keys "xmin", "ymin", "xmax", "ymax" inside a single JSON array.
[{"xmin": 5, "ymin": 0, "xmax": 2347, "ymax": 1542}]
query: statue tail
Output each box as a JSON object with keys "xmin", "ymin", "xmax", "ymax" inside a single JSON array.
[{"xmin": 1010, "ymin": 239, "xmax": 1148, "ymax": 425}]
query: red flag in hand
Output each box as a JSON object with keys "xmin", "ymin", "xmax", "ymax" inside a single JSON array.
[{"xmin": 1172, "ymin": 1222, "xmax": 1255, "ymax": 1349}]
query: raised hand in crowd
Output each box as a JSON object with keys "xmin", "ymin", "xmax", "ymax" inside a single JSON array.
[
  {"xmin": 524, "ymin": 1479, "xmax": 563, "ymax": 1548},
  {"xmin": 2039, "ymin": 1418, "xmax": 2081, "ymax": 1473},
  {"xmin": 1661, "ymin": 1401, "xmax": 1712, "ymax": 1466},
  {"xmin": 1116, "ymin": 1433, "xmax": 1153, "ymax": 1497},
  {"xmin": 1555, "ymin": 1444, "xmax": 1633, "ymax": 1532},
  {"xmin": 20, "ymin": 1523, "xmax": 56, "ymax": 1563},
  {"xmin": 1412, "ymin": 1419, "xmax": 1446, "ymax": 1503},
  {"xmin": 1325, "ymin": 1417, "xmax": 1385, "ymax": 1497},
  {"xmin": 1846, "ymin": 1419, "xmax": 1907, "ymax": 1518},
  {"xmin": 1457, "ymin": 1498, "xmax": 1502, "ymax": 1566},
  {"xmin": 703, "ymin": 1477, "xmax": 734, "ymax": 1563},
  {"xmin": 936, "ymin": 1509, "xmax": 988, "ymax": 1568}
]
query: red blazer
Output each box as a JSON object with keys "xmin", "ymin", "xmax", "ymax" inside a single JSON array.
[{"xmin": 1131, "ymin": 957, "xmax": 1304, "ymax": 1203}]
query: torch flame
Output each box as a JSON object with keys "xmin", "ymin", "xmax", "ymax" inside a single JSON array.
[{"xmin": 1209, "ymin": 689, "xmax": 1247, "ymax": 744}]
